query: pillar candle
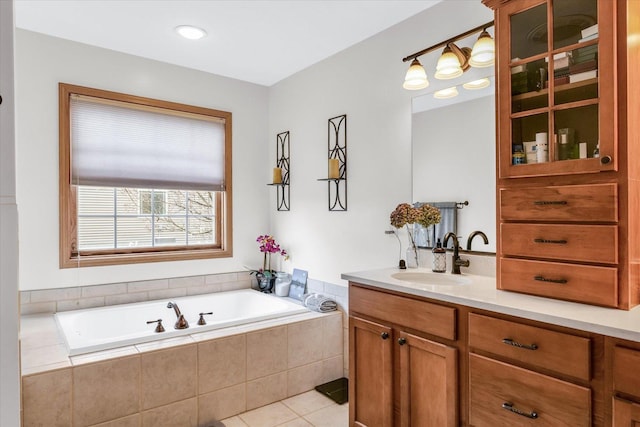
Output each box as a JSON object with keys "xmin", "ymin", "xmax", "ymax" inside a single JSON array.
[
  {"xmin": 272, "ymin": 167, "xmax": 282, "ymax": 184},
  {"xmin": 328, "ymin": 158, "xmax": 340, "ymax": 179}
]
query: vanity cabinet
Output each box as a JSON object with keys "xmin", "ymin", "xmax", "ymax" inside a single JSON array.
[
  {"xmin": 349, "ymin": 284, "xmax": 458, "ymax": 427},
  {"xmin": 483, "ymin": 0, "xmax": 640, "ymax": 309},
  {"xmin": 609, "ymin": 341, "xmax": 640, "ymax": 425}
]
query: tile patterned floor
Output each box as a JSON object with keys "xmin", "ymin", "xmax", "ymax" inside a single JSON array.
[{"xmin": 221, "ymin": 390, "xmax": 349, "ymax": 427}]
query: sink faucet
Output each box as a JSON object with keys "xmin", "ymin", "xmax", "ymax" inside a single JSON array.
[
  {"xmin": 443, "ymin": 232, "xmax": 470, "ymax": 275},
  {"xmin": 167, "ymin": 302, "xmax": 189, "ymax": 329},
  {"xmin": 466, "ymin": 230, "xmax": 489, "ymax": 251}
]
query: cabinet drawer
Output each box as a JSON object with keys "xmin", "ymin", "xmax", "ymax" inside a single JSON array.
[
  {"xmin": 499, "ymin": 258, "xmax": 618, "ymax": 307},
  {"xmin": 501, "ymin": 223, "xmax": 618, "ymax": 264},
  {"xmin": 500, "ymin": 183, "xmax": 618, "ymax": 222},
  {"xmin": 468, "ymin": 313, "xmax": 590, "ymax": 381},
  {"xmin": 349, "ymin": 285, "xmax": 456, "ymax": 340},
  {"xmin": 613, "ymin": 346, "xmax": 640, "ymax": 397},
  {"xmin": 469, "ymin": 354, "xmax": 591, "ymax": 426}
]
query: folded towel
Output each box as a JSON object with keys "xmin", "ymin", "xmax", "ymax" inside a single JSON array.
[{"xmin": 303, "ymin": 293, "xmax": 338, "ymax": 313}]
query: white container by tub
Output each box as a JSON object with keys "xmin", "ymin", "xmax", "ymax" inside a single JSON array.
[{"xmin": 55, "ymin": 289, "xmax": 308, "ymax": 356}]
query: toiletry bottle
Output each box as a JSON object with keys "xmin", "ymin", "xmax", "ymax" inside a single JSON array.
[{"xmin": 432, "ymin": 239, "xmax": 446, "ymax": 273}]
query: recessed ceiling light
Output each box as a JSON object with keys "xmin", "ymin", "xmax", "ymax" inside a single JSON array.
[{"xmin": 175, "ymin": 25, "xmax": 207, "ymax": 40}]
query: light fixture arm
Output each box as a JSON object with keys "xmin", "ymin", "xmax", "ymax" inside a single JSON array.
[
  {"xmin": 447, "ymin": 43, "xmax": 472, "ymax": 72},
  {"xmin": 402, "ymin": 20, "xmax": 494, "ymax": 63}
]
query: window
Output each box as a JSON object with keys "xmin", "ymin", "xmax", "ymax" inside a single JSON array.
[{"xmin": 59, "ymin": 83, "xmax": 232, "ymax": 267}]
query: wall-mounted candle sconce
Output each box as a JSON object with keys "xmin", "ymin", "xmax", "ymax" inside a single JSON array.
[
  {"xmin": 268, "ymin": 131, "xmax": 290, "ymax": 211},
  {"xmin": 317, "ymin": 114, "xmax": 347, "ymax": 211}
]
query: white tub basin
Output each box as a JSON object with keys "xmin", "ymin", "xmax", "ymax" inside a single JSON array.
[{"xmin": 391, "ymin": 271, "xmax": 471, "ymax": 286}]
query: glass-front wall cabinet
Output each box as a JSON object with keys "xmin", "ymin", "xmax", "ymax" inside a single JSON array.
[{"xmin": 499, "ymin": 0, "xmax": 615, "ymax": 178}]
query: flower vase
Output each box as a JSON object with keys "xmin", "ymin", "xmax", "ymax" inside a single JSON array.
[
  {"xmin": 256, "ymin": 273, "xmax": 275, "ymax": 293},
  {"xmin": 406, "ymin": 246, "xmax": 419, "ymax": 268}
]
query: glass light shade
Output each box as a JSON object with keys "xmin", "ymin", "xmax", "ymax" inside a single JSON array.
[
  {"xmin": 469, "ymin": 31, "xmax": 495, "ymax": 68},
  {"xmin": 175, "ymin": 25, "xmax": 207, "ymax": 40},
  {"xmin": 403, "ymin": 59, "xmax": 430, "ymax": 90},
  {"xmin": 435, "ymin": 46, "xmax": 463, "ymax": 80},
  {"xmin": 463, "ymin": 78, "xmax": 491, "ymax": 90},
  {"xmin": 433, "ymin": 86, "xmax": 459, "ymax": 99}
]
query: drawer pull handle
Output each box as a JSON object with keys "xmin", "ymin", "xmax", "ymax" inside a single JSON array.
[
  {"xmin": 534, "ymin": 275, "xmax": 568, "ymax": 284},
  {"xmin": 502, "ymin": 402, "xmax": 538, "ymax": 419},
  {"xmin": 502, "ymin": 338, "xmax": 538, "ymax": 351},
  {"xmin": 533, "ymin": 200, "xmax": 567, "ymax": 206},
  {"xmin": 533, "ymin": 238, "xmax": 567, "ymax": 245},
  {"xmin": 381, "ymin": 332, "xmax": 389, "ymax": 340}
]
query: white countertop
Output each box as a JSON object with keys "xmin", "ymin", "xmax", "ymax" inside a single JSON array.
[{"xmin": 342, "ymin": 267, "xmax": 640, "ymax": 342}]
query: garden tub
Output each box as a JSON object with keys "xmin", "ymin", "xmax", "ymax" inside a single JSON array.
[{"xmin": 55, "ymin": 289, "xmax": 308, "ymax": 355}]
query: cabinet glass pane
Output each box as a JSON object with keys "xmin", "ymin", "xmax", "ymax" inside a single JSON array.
[
  {"xmin": 553, "ymin": 0, "xmax": 598, "ymax": 50},
  {"xmin": 512, "ymin": 113, "xmax": 549, "ymax": 165},
  {"xmin": 553, "ymin": 44, "xmax": 598, "ymax": 105},
  {"xmin": 510, "ymin": 3, "xmax": 547, "ymax": 60},
  {"xmin": 554, "ymin": 105, "xmax": 599, "ymax": 160},
  {"xmin": 511, "ymin": 58, "xmax": 548, "ymax": 113}
]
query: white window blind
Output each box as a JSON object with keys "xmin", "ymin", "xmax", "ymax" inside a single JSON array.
[{"xmin": 70, "ymin": 95, "xmax": 226, "ymax": 191}]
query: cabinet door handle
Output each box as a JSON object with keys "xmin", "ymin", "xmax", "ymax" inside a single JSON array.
[
  {"xmin": 533, "ymin": 238, "xmax": 567, "ymax": 245},
  {"xmin": 398, "ymin": 337, "xmax": 407, "ymax": 346},
  {"xmin": 601, "ymin": 155, "xmax": 612, "ymax": 165},
  {"xmin": 502, "ymin": 338, "xmax": 538, "ymax": 351},
  {"xmin": 534, "ymin": 275, "xmax": 568, "ymax": 284},
  {"xmin": 533, "ymin": 200, "xmax": 567, "ymax": 206},
  {"xmin": 380, "ymin": 332, "xmax": 389, "ymax": 340},
  {"xmin": 502, "ymin": 402, "xmax": 538, "ymax": 419}
]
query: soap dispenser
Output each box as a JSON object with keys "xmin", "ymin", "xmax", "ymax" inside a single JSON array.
[{"xmin": 432, "ymin": 238, "xmax": 446, "ymax": 273}]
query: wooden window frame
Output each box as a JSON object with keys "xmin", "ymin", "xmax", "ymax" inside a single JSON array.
[{"xmin": 59, "ymin": 83, "xmax": 233, "ymax": 268}]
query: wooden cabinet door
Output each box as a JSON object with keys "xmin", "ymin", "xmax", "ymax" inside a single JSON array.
[
  {"xmin": 398, "ymin": 331, "xmax": 457, "ymax": 427},
  {"xmin": 349, "ymin": 316, "xmax": 393, "ymax": 427},
  {"xmin": 613, "ymin": 398, "xmax": 640, "ymax": 426}
]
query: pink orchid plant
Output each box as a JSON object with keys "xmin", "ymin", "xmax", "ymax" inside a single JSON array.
[{"xmin": 254, "ymin": 235, "xmax": 289, "ymax": 278}]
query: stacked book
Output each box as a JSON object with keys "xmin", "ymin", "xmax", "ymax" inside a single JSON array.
[
  {"xmin": 549, "ymin": 52, "xmax": 572, "ymax": 86},
  {"xmin": 567, "ymin": 24, "xmax": 598, "ymax": 84}
]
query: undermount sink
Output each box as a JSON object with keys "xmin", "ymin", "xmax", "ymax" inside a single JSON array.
[{"xmin": 391, "ymin": 271, "xmax": 471, "ymax": 286}]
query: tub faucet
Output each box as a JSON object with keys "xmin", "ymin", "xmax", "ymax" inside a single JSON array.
[
  {"xmin": 466, "ymin": 230, "xmax": 489, "ymax": 251},
  {"xmin": 167, "ymin": 302, "xmax": 189, "ymax": 329},
  {"xmin": 443, "ymin": 232, "xmax": 470, "ymax": 275}
]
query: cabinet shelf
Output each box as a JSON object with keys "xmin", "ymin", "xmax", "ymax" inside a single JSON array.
[{"xmin": 512, "ymin": 77, "xmax": 598, "ymax": 102}]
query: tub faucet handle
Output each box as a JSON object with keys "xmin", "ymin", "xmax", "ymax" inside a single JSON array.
[
  {"xmin": 146, "ymin": 319, "xmax": 165, "ymax": 333},
  {"xmin": 198, "ymin": 312, "xmax": 214, "ymax": 325}
]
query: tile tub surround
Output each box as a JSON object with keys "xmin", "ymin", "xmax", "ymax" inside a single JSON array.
[{"xmin": 21, "ymin": 310, "xmax": 344, "ymax": 427}]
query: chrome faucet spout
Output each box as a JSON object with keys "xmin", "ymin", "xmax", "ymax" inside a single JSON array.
[{"xmin": 466, "ymin": 230, "xmax": 489, "ymax": 251}]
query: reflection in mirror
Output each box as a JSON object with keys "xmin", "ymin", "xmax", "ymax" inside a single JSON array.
[{"xmin": 412, "ymin": 79, "xmax": 496, "ymax": 253}]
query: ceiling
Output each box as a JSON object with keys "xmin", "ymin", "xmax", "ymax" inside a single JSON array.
[{"xmin": 15, "ymin": 0, "xmax": 442, "ymax": 87}]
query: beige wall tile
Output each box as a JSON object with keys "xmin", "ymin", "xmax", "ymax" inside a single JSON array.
[
  {"xmin": 22, "ymin": 368, "xmax": 72, "ymax": 427},
  {"xmin": 89, "ymin": 414, "xmax": 140, "ymax": 427},
  {"xmin": 30, "ymin": 287, "xmax": 81, "ymax": 303},
  {"xmin": 221, "ymin": 281, "xmax": 250, "ymax": 292},
  {"xmin": 322, "ymin": 356, "xmax": 344, "ymax": 384},
  {"xmin": 141, "ymin": 398, "xmax": 197, "ymax": 427},
  {"xmin": 56, "ymin": 296, "xmax": 105, "ymax": 312},
  {"xmin": 147, "ymin": 287, "xmax": 187, "ymax": 301},
  {"xmin": 81, "ymin": 283, "xmax": 128, "ymax": 298},
  {"xmin": 105, "ymin": 292, "xmax": 149, "ymax": 306},
  {"xmin": 20, "ymin": 301, "xmax": 56, "ymax": 315},
  {"xmin": 322, "ymin": 313, "xmax": 343, "ymax": 359},
  {"xmin": 198, "ymin": 334, "xmax": 246, "ymax": 394},
  {"xmin": 141, "ymin": 344, "xmax": 196, "ymax": 410},
  {"xmin": 205, "ymin": 272, "xmax": 239, "ymax": 284},
  {"xmin": 286, "ymin": 361, "xmax": 323, "ymax": 397},
  {"xmin": 73, "ymin": 356, "xmax": 140, "ymax": 427},
  {"xmin": 186, "ymin": 283, "xmax": 222, "ymax": 296},
  {"xmin": 128, "ymin": 279, "xmax": 168, "ymax": 293},
  {"xmin": 168, "ymin": 275, "xmax": 205, "ymax": 289},
  {"xmin": 246, "ymin": 326, "xmax": 287, "ymax": 380},
  {"xmin": 288, "ymin": 319, "xmax": 324, "ymax": 369},
  {"xmin": 246, "ymin": 371, "xmax": 287, "ymax": 410},
  {"xmin": 198, "ymin": 383, "xmax": 246, "ymax": 424}
]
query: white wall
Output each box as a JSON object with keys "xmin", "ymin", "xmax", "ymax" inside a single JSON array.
[
  {"xmin": 0, "ymin": 0, "xmax": 21, "ymax": 423},
  {"xmin": 16, "ymin": 29, "xmax": 270, "ymax": 290},
  {"xmin": 412, "ymin": 95, "xmax": 496, "ymax": 252},
  {"xmin": 268, "ymin": 1, "xmax": 494, "ymax": 285}
]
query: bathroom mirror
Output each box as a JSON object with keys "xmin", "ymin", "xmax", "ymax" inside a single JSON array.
[{"xmin": 411, "ymin": 71, "xmax": 497, "ymax": 253}]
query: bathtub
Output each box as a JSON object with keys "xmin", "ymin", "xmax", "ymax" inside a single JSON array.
[{"xmin": 55, "ymin": 289, "xmax": 309, "ymax": 356}]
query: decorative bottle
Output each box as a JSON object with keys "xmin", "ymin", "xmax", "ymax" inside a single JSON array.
[{"xmin": 432, "ymin": 239, "xmax": 446, "ymax": 273}]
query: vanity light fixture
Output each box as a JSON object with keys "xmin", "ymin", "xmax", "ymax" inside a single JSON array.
[
  {"xmin": 463, "ymin": 77, "xmax": 491, "ymax": 90},
  {"xmin": 175, "ymin": 25, "xmax": 207, "ymax": 40},
  {"xmin": 433, "ymin": 86, "xmax": 459, "ymax": 99},
  {"xmin": 402, "ymin": 21, "xmax": 494, "ymax": 90},
  {"xmin": 403, "ymin": 58, "xmax": 430, "ymax": 90}
]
